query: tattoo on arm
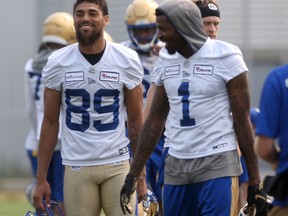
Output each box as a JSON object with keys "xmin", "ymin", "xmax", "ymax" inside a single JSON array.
[
  {"xmin": 130, "ymin": 86, "xmax": 169, "ymax": 176},
  {"xmin": 227, "ymin": 72, "xmax": 261, "ymax": 185}
]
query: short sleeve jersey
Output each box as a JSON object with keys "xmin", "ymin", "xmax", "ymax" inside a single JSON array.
[
  {"xmin": 256, "ymin": 64, "xmax": 288, "ymax": 175},
  {"xmin": 152, "ymin": 38, "xmax": 248, "ymax": 159},
  {"xmin": 42, "ymin": 42, "xmax": 143, "ymax": 166},
  {"xmin": 121, "ymin": 40, "xmax": 159, "ymax": 103}
]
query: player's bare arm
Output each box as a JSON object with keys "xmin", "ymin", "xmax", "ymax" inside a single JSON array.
[
  {"xmin": 143, "ymin": 83, "xmax": 156, "ymax": 120},
  {"xmin": 124, "ymin": 83, "xmax": 147, "ymax": 201},
  {"xmin": 124, "ymin": 84, "xmax": 143, "ymax": 155},
  {"xmin": 255, "ymin": 136, "xmax": 278, "ymax": 169},
  {"xmin": 227, "ymin": 72, "xmax": 261, "ymax": 185},
  {"xmin": 34, "ymin": 87, "xmax": 61, "ymax": 210},
  {"xmin": 129, "ymin": 85, "xmax": 169, "ymax": 177}
]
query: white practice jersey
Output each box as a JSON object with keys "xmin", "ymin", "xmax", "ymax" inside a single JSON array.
[
  {"xmin": 152, "ymin": 38, "xmax": 248, "ymax": 159},
  {"xmin": 42, "ymin": 42, "xmax": 143, "ymax": 166},
  {"xmin": 24, "ymin": 57, "xmax": 61, "ymax": 151},
  {"xmin": 121, "ymin": 40, "xmax": 159, "ymax": 103}
]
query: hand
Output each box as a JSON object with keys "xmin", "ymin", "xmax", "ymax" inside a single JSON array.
[
  {"xmin": 150, "ymin": 44, "xmax": 162, "ymax": 56},
  {"xmin": 33, "ymin": 179, "xmax": 51, "ymax": 212},
  {"xmin": 247, "ymin": 183, "xmax": 267, "ymax": 216},
  {"xmin": 120, "ymin": 174, "xmax": 138, "ymax": 214}
]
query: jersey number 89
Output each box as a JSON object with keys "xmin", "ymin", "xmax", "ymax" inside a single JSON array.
[{"xmin": 65, "ymin": 88, "xmax": 120, "ymax": 132}]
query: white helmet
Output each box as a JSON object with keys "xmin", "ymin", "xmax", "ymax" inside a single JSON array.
[
  {"xmin": 124, "ymin": 0, "xmax": 159, "ymax": 52},
  {"xmin": 25, "ymin": 180, "xmax": 36, "ymax": 206},
  {"xmin": 42, "ymin": 12, "xmax": 76, "ymax": 45}
]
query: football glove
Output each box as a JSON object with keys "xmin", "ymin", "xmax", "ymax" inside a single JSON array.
[
  {"xmin": 120, "ymin": 173, "xmax": 138, "ymax": 214},
  {"xmin": 247, "ymin": 183, "xmax": 267, "ymax": 216}
]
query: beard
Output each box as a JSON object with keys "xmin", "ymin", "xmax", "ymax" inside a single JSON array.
[
  {"xmin": 76, "ymin": 29, "xmax": 101, "ymax": 47},
  {"xmin": 166, "ymin": 46, "xmax": 176, "ymax": 55}
]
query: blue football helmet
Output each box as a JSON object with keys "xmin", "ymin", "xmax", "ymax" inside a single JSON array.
[{"xmin": 24, "ymin": 200, "xmax": 64, "ymax": 216}]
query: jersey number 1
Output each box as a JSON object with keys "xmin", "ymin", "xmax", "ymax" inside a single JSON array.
[{"xmin": 178, "ymin": 82, "xmax": 196, "ymax": 126}]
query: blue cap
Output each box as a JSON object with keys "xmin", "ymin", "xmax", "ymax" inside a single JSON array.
[{"xmin": 250, "ymin": 108, "xmax": 260, "ymax": 126}]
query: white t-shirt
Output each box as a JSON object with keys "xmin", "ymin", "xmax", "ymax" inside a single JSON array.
[
  {"xmin": 42, "ymin": 42, "xmax": 143, "ymax": 166},
  {"xmin": 152, "ymin": 38, "xmax": 248, "ymax": 159}
]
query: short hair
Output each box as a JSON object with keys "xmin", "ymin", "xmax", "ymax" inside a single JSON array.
[{"xmin": 73, "ymin": 0, "xmax": 109, "ymax": 16}]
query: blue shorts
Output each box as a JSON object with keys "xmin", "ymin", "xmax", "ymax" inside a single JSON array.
[
  {"xmin": 145, "ymin": 135, "xmax": 164, "ymax": 201},
  {"xmin": 27, "ymin": 150, "xmax": 64, "ymax": 202},
  {"xmin": 239, "ymin": 156, "xmax": 248, "ymax": 185},
  {"xmin": 163, "ymin": 176, "xmax": 238, "ymax": 216},
  {"xmin": 156, "ymin": 147, "xmax": 169, "ymax": 188}
]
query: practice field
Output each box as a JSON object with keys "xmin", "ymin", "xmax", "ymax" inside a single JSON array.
[
  {"xmin": 0, "ymin": 189, "xmax": 31, "ymax": 216},
  {"xmin": 0, "ymin": 178, "xmax": 107, "ymax": 216},
  {"xmin": 0, "ymin": 178, "xmax": 31, "ymax": 216}
]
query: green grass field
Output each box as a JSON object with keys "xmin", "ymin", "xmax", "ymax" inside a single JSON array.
[
  {"xmin": 0, "ymin": 190, "xmax": 31, "ymax": 216},
  {"xmin": 0, "ymin": 190, "xmax": 106, "ymax": 216}
]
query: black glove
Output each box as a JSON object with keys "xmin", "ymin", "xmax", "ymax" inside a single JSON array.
[
  {"xmin": 120, "ymin": 174, "xmax": 138, "ymax": 214},
  {"xmin": 247, "ymin": 183, "xmax": 267, "ymax": 216}
]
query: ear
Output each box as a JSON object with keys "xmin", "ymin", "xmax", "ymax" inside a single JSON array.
[{"xmin": 103, "ymin": 15, "xmax": 110, "ymax": 27}]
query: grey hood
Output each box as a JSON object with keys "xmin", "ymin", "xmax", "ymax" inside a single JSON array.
[
  {"xmin": 32, "ymin": 48, "xmax": 56, "ymax": 72},
  {"xmin": 157, "ymin": 0, "xmax": 207, "ymax": 54}
]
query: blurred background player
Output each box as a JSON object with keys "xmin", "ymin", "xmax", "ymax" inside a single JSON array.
[
  {"xmin": 24, "ymin": 11, "xmax": 76, "ymax": 215},
  {"xmin": 122, "ymin": 0, "xmax": 164, "ymax": 215},
  {"xmin": 194, "ymin": 0, "xmax": 220, "ymax": 39},
  {"xmin": 255, "ymin": 62, "xmax": 288, "ymax": 215}
]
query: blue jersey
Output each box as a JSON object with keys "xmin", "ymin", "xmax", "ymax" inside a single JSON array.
[{"xmin": 256, "ymin": 64, "xmax": 288, "ymax": 175}]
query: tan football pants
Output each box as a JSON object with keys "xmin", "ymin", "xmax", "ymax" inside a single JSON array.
[{"xmin": 64, "ymin": 160, "xmax": 136, "ymax": 216}]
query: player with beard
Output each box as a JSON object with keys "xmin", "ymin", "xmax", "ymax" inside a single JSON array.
[{"xmin": 33, "ymin": 0, "xmax": 146, "ymax": 215}]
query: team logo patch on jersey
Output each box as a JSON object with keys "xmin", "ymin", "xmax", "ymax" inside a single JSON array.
[
  {"xmin": 71, "ymin": 166, "xmax": 81, "ymax": 171},
  {"xmin": 88, "ymin": 78, "xmax": 96, "ymax": 84},
  {"xmin": 118, "ymin": 146, "xmax": 129, "ymax": 155},
  {"xmin": 164, "ymin": 65, "xmax": 180, "ymax": 76},
  {"xmin": 65, "ymin": 72, "xmax": 84, "ymax": 82},
  {"xmin": 193, "ymin": 65, "xmax": 214, "ymax": 75},
  {"xmin": 100, "ymin": 71, "xmax": 119, "ymax": 82}
]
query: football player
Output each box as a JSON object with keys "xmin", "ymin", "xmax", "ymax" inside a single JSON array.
[
  {"xmin": 120, "ymin": 0, "xmax": 267, "ymax": 215},
  {"xmin": 32, "ymin": 0, "xmax": 145, "ymax": 215},
  {"xmin": 24, "ymin": 11, "xmax": 76, "ymax": 215}
]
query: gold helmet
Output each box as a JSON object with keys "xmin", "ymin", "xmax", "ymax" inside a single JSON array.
[
  {"xmin": 124, "ymin": 0, "xmax": 159, "ymax": 52},
  {"xmin": 104, "ymin": 31, "xmax": 113, "ymax": 42},
  {"xmin": 137, "ymin": 188, "xmax": 159, "ymax": 216},
  {"xmin": 42, "ymin": 12, "xmax": 76, "ymax": 45}
]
